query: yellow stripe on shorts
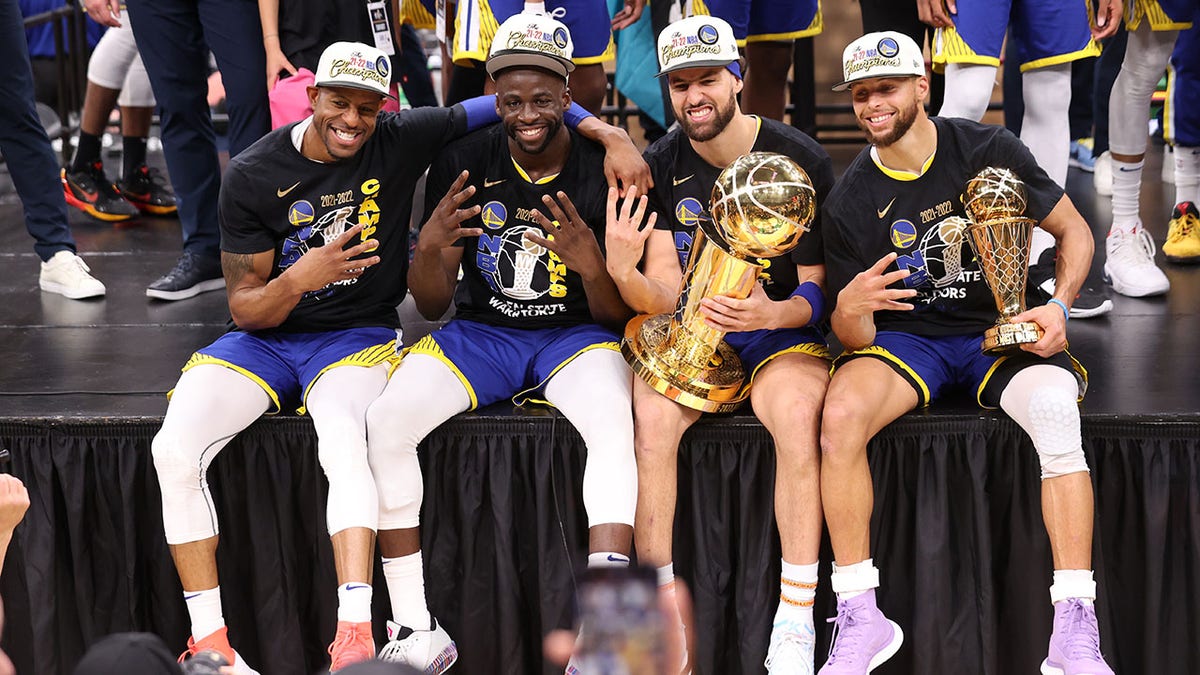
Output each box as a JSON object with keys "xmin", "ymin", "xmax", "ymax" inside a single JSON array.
[
  {"xmin": 182, "ymin": 353, "xmax": 283, "ymax": 415},
  {"xmin": 300, "ymin": 340, "xmax": 399, "ymax": 410},
  {"xmin": 404, "ymin": 335, "xmax": 479, "ymax": 410}
]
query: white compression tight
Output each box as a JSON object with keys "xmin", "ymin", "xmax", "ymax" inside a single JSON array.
[
  {"xmin": 541, "ymin": 348, "xmax": 637, "ymax": 528},
  {"xmin": 86, "ymin": 19, "xmax": 155, "ymax": 108},
  {"xmin": 367, "ymin": 348, "xmax": 638, "ymax": 531},
  {"xmin": 153, "ymin": 365, "xmax": 270, "ymax": 544},
  {"xmin": 938, "ymin": 63, "xmax": 997, "ymax": 122},
  {"xmin": 153, "ymin": 363, "xmax": 390, "ymax": 545},
  {"xmin": 1110, "ymin": 25, "xmax": 1179, "ymax": 156},
  {"xmin": 999, "ymin": 364, "xmax": 1088, "ymax": 480},
  {"xmin": 368, "ymin": 354, "xmax": 472, "ymax": 531},
  {"xmin": 1020, "ymin": 64, "xmax": 1071, "ymax": 187},
  {"xmin": 306, "ymin": 363, "xmax": 390, "ymax": 534}
]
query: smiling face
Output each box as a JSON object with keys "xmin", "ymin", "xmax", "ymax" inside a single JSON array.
[
  {"xmin": 303, "ymin": 85, "xmax": 384, "ymax": 162},
  {"xmin": 494, "ymin": 67, "xmax": 571, "ymax": 156},
  {"xmin": 667, "ymin": 66, "xmax": 741, "ymax": 143},
  {"xmin": 849, "ymin": 75, "xmax": 926, "ymax": 148}
]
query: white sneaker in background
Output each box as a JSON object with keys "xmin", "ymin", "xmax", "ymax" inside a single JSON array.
[
  {"xmin": 38, "ymin": 250, "xmax": 106, "ymax": 299},
  {"xmin": 1104, "ymin": 225, "xmax": 1171, "ymax": 297},
  {"xmin": 1094, "ymin": 151, "xmax": 1113, "ymax": 197}
]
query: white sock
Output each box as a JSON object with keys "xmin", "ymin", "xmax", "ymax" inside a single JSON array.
[
  {"xmin": 777, "ymin": 560, "xmax": 818, "ymax": 625},
  {"xmin": 830, "ymin": 559, "xmax": 880, "ymax": 600},
  {"xmin": 1176, "ymin": 145, "xmax": 1200, "ymax": 206},
  {"xmin": 382, "ymin": 553, "xmax": 432, "ymax": 631},
  {"xmin": 588, "ymin": 551, "xmax": 630, "ymax": 568},
  {"xmin": 1110, "ymin": 158, "xmax": 1144, "ymax": 233},
  {"xmin": 184, "ymin": 586, "xmax": 225, "ymax": 640},
  {"xmin": 1050, "ymin": 569, "xmax": 1097, "ymax": 605},
  {"xmin": 656, "ymin": 562, "xmax": 675, "ymax": 588},
  {"xmin": 337, "ymin": 582, "xmax": 373, "ymax": 623}
]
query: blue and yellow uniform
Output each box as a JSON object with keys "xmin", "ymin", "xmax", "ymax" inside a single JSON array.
[
  {"xmin": 407, "ymin": 123, "xmax": 619, "ymax": 408},
  {"xmin": 452, "ymin": 0, "xmax": 613, "ymax": 65},
  {"xmin": 1125, "ymin": 0, "xmax": 1197, "ymax": 31},
  {"xmin": 823, "ymin": 117, "xmax": 1087, "ymax": 408},
  {"xmin": 933, "ymin": 0, "xmax": 1100, "ymax": 73},
  {"xmin": 1166, "ymin": 19, "xmax": 1200, "ymax": 147},
  {"xmin": 684, "ymin": 0, "xmax": 821, "ymax": 44}
]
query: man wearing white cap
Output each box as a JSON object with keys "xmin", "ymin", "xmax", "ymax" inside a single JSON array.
[
  {"xmin": 818, "ymin": 31, "xmax": 1112, "ymax": 675},
  {"xmin": 365, "ymin": 13, "xmax": 639, "ymax": 674},
  {"xmin": 152, "ymin": 38, "xmax": 648, "ymax": 674},
  {"xmin": 604, "ymin": 14, "xmax": 835, "ymax": 675}
]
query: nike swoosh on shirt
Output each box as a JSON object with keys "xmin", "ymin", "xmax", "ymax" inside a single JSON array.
[
  {"xmin": 877, "ymin": 197, "xmax": 897, "ymax": 219},
  {"xmin": 484, "ymin": 178, "xmax": 506, "ymax": 187},
  {"xmin": 673, "ymin": 174, "xmax": 694, "ymax": 186},
  {"xmin": 277, "ymin": 181, "xmax": 301, "ymax": 198}
]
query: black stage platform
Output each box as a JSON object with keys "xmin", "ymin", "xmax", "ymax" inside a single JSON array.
[{"xmin": 0, "ymin": 146, "xmax": 1198, "ymax": 675}]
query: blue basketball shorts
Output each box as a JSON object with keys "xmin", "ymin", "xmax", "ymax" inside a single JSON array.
[
  {"xmin": 832, "ymin": 331, "xmax": 1086, "ymax": 409},
  {"xmin": 185, "ymin": 327, "xmax": 400, "ymax": 414},
  {"xmin": 1126, "ymin": 0, "xmax": 1197, "ymax": 31},
  {"xmin": 453, "ymin": 0, "xmax": 614, "ymax": 64},
  {"xmin": 687, "ymin": 0, "xmax": 822, "ymax": 43},
  {"xmin": 725, "ymin": 326, "xmax": 829, "ymax": 386},
  {"xmin": 1166, "ymin": 22, "xmax": 1200, "ymax": 147},
  {"xmin": 933, "ymin": 0, "xmax": 1099, "ymax": 72},
  {"xmin": 404, "ymin": 319, "xmax": 621, "ymax": 409}
]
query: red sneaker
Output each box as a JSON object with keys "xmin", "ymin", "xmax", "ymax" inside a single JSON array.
[{"xmin": 328, "ymin": 620, "xmax": 376, "ymax": 672}]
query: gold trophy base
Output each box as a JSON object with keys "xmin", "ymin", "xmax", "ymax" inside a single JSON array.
[
  {"xmin": 621, "ymin": 314, "xmax": 748, "ymax": 413},
  {"xmin": 982, "ymin": 321, "xmax": 1044, "ymax": 355}
]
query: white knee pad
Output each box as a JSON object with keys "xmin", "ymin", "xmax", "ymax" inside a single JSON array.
[
  {"xmin": 1001, "ymin": 365, "xmax": 1088, "ymax": 480},
  {"xmin": 938, "ymin": 63, "xmax": 997, "ymax": 122},
  {"xmin": 1110, "ymin": 26, "xmax": 1178, "ymax": 155}
]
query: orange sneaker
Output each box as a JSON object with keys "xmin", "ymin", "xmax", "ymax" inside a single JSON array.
[
  {"xmin": 178, "ymin": 627, "xmax": 260, "ymax": 674},
  {"xmin": 328, "ymin": 620, "xmax": 376, "ymax": 672}
]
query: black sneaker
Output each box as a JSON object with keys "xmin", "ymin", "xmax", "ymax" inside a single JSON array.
[
  {"xmin": 146, "ymin": 250, "xmax": 225, "ymax": 301},
  {"xmin": 1027, "ymin": 248, "xmax": 1113, "ymax": 319},
  {"xmin": 117, "ymin": 165, "xmax": 177, "ymax": 216},
  {"xmin": 62, "ymin": 161, "xmax": 138, "ymax": 222}
]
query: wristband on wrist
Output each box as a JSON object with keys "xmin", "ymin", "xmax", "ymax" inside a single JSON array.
[
  {"xmin": 1047, "ymin": 298, "xmax": 1069, "ymax": 322},
  {"xmin": 791, "ymin": 281, "xmax": 825, "ymax": 327}
]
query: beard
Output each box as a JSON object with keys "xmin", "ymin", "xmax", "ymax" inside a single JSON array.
[
  {"xmin": 859, "ymin": 98, "xmax": 919, "ymax": 148},
  {"xmin": 678, "ymin": 92, "xmax": 738, "ymax": 143},
  {"xmin": 507, "ymin": 117, "xmax": 564, "ymax": 156}
]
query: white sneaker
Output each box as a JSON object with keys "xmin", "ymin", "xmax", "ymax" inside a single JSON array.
[
  {"xmin": 764, "ymin": 615, "xmax": 816, "ymax": 675},
  {"xmin": 1094, "ymin": 151, "xmax": 1113, "ymax": 197},
  {"xmin": 39, "ymin": 250, "xmax": 106, "ymax": 299},
  {"xmin": 377, "ymin": 618, "xmax": 458, "ymax": 674},
  {"xmin": 1104, "ymin": 226, "xmax": 1171, "ymax": 297}
]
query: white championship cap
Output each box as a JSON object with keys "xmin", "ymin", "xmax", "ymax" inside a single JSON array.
[
  {"xmin": 833, "ymin": 31, "xmax": 926, "ymax": 91},
  {"xmin": 656, "ymin": 15, "xmax": 741, "ymax": 78},
  {"xmin": 486, "ymin": 13, "xmax": 575, "ymax": 80},
  {"xmin": 314, "ymin": 41, "xmax": 394, "ymax": 98}
]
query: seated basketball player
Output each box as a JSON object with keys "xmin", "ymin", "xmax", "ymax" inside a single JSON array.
[
  {"xmin": 603, "ymin": 14, "xmax": 836, "ymax": 674},
  {"xmin": 363, "ymin": 14, "xmax": 637, "ymax": 674},
  {"xmin": 816, "ymin": 32, "xmax": 1112, "ymax": 675}
]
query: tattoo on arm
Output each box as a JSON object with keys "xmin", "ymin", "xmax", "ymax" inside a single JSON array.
[{"xmin": 221, "ymin": 253, "xmax": 254, "ymax": 285}]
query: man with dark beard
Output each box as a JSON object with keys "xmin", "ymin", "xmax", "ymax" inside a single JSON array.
[
  {"xmin": 603, "ymin": 14, "xmax": 834, "ymax": 675},
  {"xmin": 816, "ymin": 32, "xmax": 1112, "ymax": 675}
]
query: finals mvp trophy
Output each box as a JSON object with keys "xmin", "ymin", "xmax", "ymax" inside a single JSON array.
[
  {"xmin": 962, "ymin": 167, "xmax": 1044, "ymax": 355},
  {"xmin": 621, "ymin": 152, "xmax": 815, "ymax": 412}
]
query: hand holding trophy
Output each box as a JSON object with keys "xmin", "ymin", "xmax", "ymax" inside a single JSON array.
[
  {"xmin": 962, "ymin": 167, "xmax": 1045, "ymax": 355},
  {"xmin": 621, "ymin": 152, "xmax": 815, "ymax": 412}
]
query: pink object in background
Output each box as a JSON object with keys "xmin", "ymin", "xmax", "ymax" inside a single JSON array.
[{"xmin": 269, "ymin": 68, "xmax": 315, "ymax": 129}]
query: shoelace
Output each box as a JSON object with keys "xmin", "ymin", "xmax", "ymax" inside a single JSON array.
[
  {"xmin": 327, "ymin": 624, "xmax": 373, "ymax": 665},
  {"xmin": 764, "ymin": 623, "xmax": 815, "ymax": 668},
  {"xmin": 1168, "ymin": 214, "xmax": 1198, "ymax": 243},
  {"xmin": 823, "ymin": 603, "xmax": 868, "ymax": 665},
  {"xmin": 1060, "ymin": 600, "xmax": 1104, "ymax": 660},
  {"xmin": 57, "ymin": 255, "xmax": 94, "ymax": 281},
  {"xmin": 377, "ymin": 635, "xmax": 414, "ymax": 661},
  {"xmin": 1110, "ymin": 229, "xmax": 1158, "ymax": 267},
  {"xmin": 86, "ymin": 161, "xmax": 125, "ymax": 199}
]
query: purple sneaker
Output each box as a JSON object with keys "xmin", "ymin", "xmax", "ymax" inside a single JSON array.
[
  {"xmin": 817, "ymin": 590, "xmax": 903, "ymax": 674},
  {"xmin": 1041, "ymin": 599, "xmax": 1114, "ymax": 675}
]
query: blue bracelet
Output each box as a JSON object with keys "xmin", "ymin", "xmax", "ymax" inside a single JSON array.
[
  {"xmin": 791, "ymin": 281, "xmax": 825, "ymax": 326},
  {"xmin": 1047, "ymin": 298, "xmax": 1070, "ymax": 322}
]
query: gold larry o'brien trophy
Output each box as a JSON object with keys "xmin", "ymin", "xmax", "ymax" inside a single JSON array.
[
  {"xmin": 621, "ymin": 152, "xmax": 815, "ymax": 412},
  {"xmin": 962, "ymin": 167, "xmax": 1044, "ymax": 355}
]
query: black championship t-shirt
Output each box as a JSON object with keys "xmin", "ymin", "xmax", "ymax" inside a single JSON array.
[
  {"xmin": 425, "ymin": 124, "xmax": 609, "ymax": 328},
  {"xmin": 643, "ymin": 116, "xmax": 835, "ymax": 301},
  {"xmin": 219, "ymin": 106, "xmax": 467, "ymax": 333},
  {"xmin": 823, "ymin": 116, "xmax": 1064, "ymax": 336}
]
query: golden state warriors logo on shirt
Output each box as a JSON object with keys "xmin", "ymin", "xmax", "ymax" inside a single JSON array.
[
  {"xmin": 475, "ymin": 224, "xmax": 566, "ymax": 302},
  {"xmin": 675, "ymin": 197, "xmax": 703, "ymax": 228},
  {"xmin": 890, "ymin": 219, "xmax": 917, "ymax": 249},
  {"xmin": 481, "ymin": 201, "xmax": 507, "ymax": 230},
  {"xmin": 289, "ymin": 200, "xmax": 315, "ymax": 227}
]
